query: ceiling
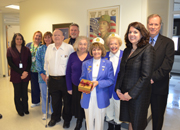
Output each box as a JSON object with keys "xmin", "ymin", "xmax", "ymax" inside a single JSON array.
[
  {"xmin": 1, "ymin": 1, "xmax": 180, "ymax": 15},
  {"xmin": 0, "ymin": 0, "xmax": 28, "ymax": 13}
]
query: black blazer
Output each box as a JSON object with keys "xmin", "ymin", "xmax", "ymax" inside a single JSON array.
[
  {"xmin": 151, "ymin": 34, "xmax": 174, "ymax": 95},
  {"xmin": 115, "ymin": 44, "xmax": 155, "ymax": 99}
]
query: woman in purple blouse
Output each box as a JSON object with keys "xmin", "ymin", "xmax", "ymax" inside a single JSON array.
[
  {"xmin": 7, "ymin": 33, "xmax": 31, "ymax": 116},
  {"xmin": 66, "ymin": 36, "xmax": 92, "ymax": 130}
]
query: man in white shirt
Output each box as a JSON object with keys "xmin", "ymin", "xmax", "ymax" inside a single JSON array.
[{"xmin": 44, "ymin": 29, "xmax": 74, "ymax": 128}]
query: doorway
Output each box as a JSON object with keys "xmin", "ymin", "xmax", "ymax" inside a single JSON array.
[{"xmin": 6, "ymin": 25, "xmax": 20, "ymax": 75}]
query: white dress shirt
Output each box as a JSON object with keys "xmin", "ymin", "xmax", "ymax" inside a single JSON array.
[
  {"xmin": 109, "ymin": 49, "xmax": 120, "ymax": 75},
  {"xmin": 91, "ymin": 58, "xmax": 101, "ymax": 97},
  {"xmin": 44, "ymin": 42, "xmax": 74, "ymax": 76}
]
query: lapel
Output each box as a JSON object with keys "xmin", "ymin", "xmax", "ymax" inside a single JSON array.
[
  {"xmin": 154, "ymin": 34, "xmax": 163, "ymax": 50},
  {"xmin": 97, "ymin": 58, "xmax": 106, "ymax": 80},
  {"xmin": 128, "ymin": 44, "xmax": 148, "ymax": 60},
  {"xmin": 105, "ymin": 51, "xmax": 110, "ymax": 60},
  {"xmin": 87, "ymin": 58, "xmax": 93, "ymax": 81},
  {"xmin": 123, "ymin": 48, "xmax": 131, "ymax": 62}
]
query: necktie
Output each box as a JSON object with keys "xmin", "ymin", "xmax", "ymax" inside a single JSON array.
[{"xmin": 150, "ymin": 38, "xmax": 154, "ymax": 46}]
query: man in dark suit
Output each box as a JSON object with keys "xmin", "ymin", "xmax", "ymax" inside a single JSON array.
[{"xmin": 147, "ymin": 14, "xmax": 174, "ymax": 130}]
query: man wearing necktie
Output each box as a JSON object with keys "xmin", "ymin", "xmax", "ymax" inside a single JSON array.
[{"xmin": 147, "ymin": 14, "xmax": 174, "ymax": 130}]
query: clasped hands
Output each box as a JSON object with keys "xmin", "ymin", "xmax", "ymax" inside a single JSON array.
[
  {"xmin": 21, "ymin": 71, "xmax": 28, "ymax": 79},
  {"xmin": 116, "ymin": 89, "xmax": 132, "ymax": 101}
]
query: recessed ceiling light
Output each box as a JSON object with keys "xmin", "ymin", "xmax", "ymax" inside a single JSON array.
[{"xmin": 5, "ymin": 5, "xmax": 20, "ymax": 10}]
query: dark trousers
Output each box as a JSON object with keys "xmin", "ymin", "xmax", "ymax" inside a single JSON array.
[
  {"xmin": 31, "ymin": 72, "xmax": 40, "ymax": 104},
  {"xmin": 150, "ymin": 94, "xmax": 168, "ymax": 130},
  {"xmin": 72, "ymin": 84, "xmax": 85, "ymax": 120},
  {"xmin": 48, "ymin": 76, "xmax": 72, "ymax": 122},
  {"xmin": 13, "ymin": 82, "xmax": 29, "ymax": 114}
]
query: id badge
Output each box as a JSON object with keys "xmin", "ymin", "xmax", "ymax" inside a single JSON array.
[
  {"xmin": 19, "ymin": 63, "xmax": 23, "ymax": 68},
  {"xmin": 32, "ymin": 57, "xmax": 36, "ymax": 62}
]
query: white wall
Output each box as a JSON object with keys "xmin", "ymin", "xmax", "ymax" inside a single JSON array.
[
  {"xmin": 147, "ymin": 0, "xmax": 169, "ymax": 36},
  {"xmin": 0, "ymin": 13, "xmax": 4, "ymax": 77},
  {"xmin": 0, "ymin": 13, "xmax": 20, "ymax": 77},
  {"xmin": 20, "ymin": 0, "xmax": 148, "ymax": 46},
  {"xmin": 7, "ymin": 25, "xmax": 20, "ymax": 47},
  {"xmin": 0, "ymin": 13, "xmax": 5, "ymax": 77}
]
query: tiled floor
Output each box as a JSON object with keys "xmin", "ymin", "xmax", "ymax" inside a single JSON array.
[
  {"xmin": 0, "ymin": 75, "xmax": 180, "ymax": 130},
  {"xmin": 146, "ymin": 75, "xmax": 180, "ymax": 130}
]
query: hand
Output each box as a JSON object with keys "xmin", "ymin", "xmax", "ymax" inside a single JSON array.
[
  {"xmin": 21, "ymin": 75, "xmax": 26, "ymax": 79},
  {"xmin": 151, "ymin": 79, "xmax": 154, "ymax": 84},
  {"xmin": 68, "ymin": 90, "xmax": 72, "ymax": 95},
  {"xmin": 21, "ymin": 71, "xmax": 28, "ymax": 79},
  {"xmin": 45, "ymin": 76, "xmax": 49, "ymax": 85},
  {"xmin": 124, "ymin": 92, "xmax": 132, "ymax": 101},
  {"xmin": 22, "ymin": 71, "xmax": 28, "ymax": 75},
  {"xmin": 116, "ymin": 89, "xmax": 126, "ymax": 101},
  {"xmin": 40, "ymin": 73, "xmax": 46, "ymax": 81},
  {"xmin": 91, "ymin": 81, "xmax": 98, "ymax": 91}
]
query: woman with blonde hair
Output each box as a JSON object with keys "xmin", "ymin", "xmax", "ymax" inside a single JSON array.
[
  {"xmin": 105, "ymin": 33, "xmax": 124, "ymax": 130},
  {"xmin": 26, "ymin": 31, "xmax": 42, "ymax": 108},
  {"xmin": 36, "ymin": 31, "xmax": 53, "ymax": 120}
]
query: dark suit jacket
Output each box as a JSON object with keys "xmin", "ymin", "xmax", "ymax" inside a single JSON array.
[
  {"xmin": 151, "ymin": 34, "xmax": 174, "ymax": 95},
  {"xmin": 115, "ymin": 44, "xmax": 155, "ymax": 99}
]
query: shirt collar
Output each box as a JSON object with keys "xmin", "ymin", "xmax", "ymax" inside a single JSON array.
[
  {"xmin": 109, "ymin": 49, "xmax": 120, "ymax": 58},
  {"xmin": 149, "ymin": 33, "xmax": 159, "ymax": 43},
  {"xmin": 52, "ymin": 42, "xmax": 65, "ymax": 50}
]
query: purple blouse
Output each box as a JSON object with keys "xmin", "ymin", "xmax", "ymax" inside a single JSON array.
[
  {"xmin": 7, "ymin": 46, "xmax": 31, "ymax": 83},
  {"xmin": 66, "ymin": 52, "xmax": 92, "ymax": 90}
]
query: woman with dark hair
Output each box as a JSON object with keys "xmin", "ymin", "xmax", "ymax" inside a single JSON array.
[
  {"xmin": 36, "ymin": 31, "xmax": 53, "ymax": 120},
  {"xmin": 115, "ymin": 22, "xmax": 155, "ymax": 130},
  {"xmin": 26, "ymin": 31, "xmax": 42, "ymax": 108},
  {"xmin": 80, "ymin": 37, "xmax": 114, "ymax": 130},
  {"xmin": 7, "ymin": 33, "xmax": 31, "ymax": 116}
]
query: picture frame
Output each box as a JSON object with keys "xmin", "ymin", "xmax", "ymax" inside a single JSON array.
[
  {"xmin": 52, "ymin": 23, "xmax": 72, "ymax": 40},
  {"xmin": 88, "ymin": 5, "xmax": 120, "ymax": 42}
]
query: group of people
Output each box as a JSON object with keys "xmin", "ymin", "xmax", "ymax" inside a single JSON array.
[{"xmin": 6, "ymin": 13, "xmax": 174, "ymax": 130}]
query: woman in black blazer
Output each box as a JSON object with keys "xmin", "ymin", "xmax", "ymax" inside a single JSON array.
[{"xmin": 115, "ymin": 22, "xmax": 155, "ymax": 130}]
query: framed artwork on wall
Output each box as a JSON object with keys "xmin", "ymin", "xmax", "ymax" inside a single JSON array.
[
  {"xmin": 88, "ymin": 5, "xmax": 120, "ymax": 43},
  {"xmin": 52, "ymin": 23, "xmax": 72, "ymax": 40}
]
